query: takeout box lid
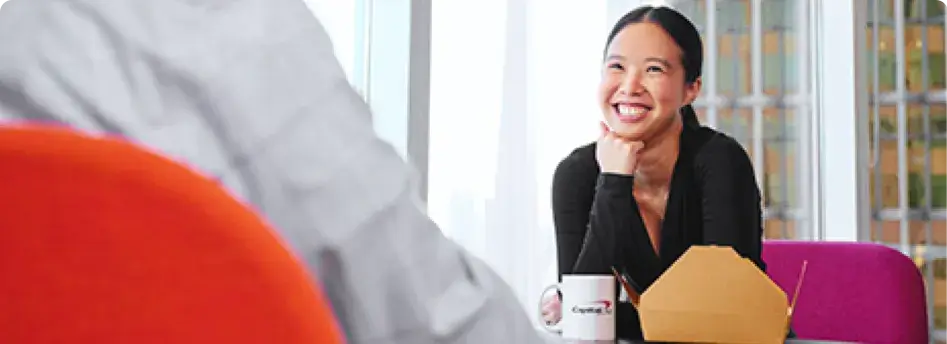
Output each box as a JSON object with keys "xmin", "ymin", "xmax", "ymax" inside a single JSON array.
[{"xmin": 637, "ymin": 245, "xmax": 802, "ymax": 344}]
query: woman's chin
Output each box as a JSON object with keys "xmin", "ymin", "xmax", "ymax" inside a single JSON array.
[{"xmin": 610, "ymin": 128, "xmax": 646, "ymax": 141}]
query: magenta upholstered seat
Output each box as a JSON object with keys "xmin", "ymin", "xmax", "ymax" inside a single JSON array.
[{"xmin": 762, "ymin": 240, "xmax": 929, "ymax": 344}]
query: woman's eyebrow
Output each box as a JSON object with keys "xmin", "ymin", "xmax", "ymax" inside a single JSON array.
[
  {"xmin": 643, "ymin": 57, "xmax": 672, "ymax": 68},
  {"xmin": 605, "ymin": 55, "xmax": 672, "ymax": 68}
]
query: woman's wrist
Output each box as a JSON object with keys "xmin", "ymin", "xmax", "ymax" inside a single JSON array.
[{"xmin": 596, "ymin": 173, "xmax": 635, "ymax": 196}]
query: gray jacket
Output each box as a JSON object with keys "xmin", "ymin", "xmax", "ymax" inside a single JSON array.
[{"xmin": 0, "ymin": 0, "xmax": 561, "ymax": 342}]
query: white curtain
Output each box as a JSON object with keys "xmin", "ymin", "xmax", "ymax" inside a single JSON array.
[
  {"xmin": 309, "ymin": 0, "xmax": 650, "ymax": 325},
  {"xmin": 428, "ymin": 0, "xmax": 636, "ymax": 323}
]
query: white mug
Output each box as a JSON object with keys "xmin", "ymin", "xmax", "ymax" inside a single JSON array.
[{"xmin": 537, "ymin": 275, "xmax": 616, "ymax": 340}]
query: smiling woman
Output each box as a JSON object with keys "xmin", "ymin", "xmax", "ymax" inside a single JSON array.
[
  {"xmin": 598, "ymin": 8, "xmax": 703, "ymax": 143},
  {"xmin": 547, "ymin": 5, "xmax": 771, "ymax": 341}
]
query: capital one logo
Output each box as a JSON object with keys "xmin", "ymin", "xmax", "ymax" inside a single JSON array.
[{"xmin": 571, "ymin": 300, "xmax": 614, "ymax": 315}]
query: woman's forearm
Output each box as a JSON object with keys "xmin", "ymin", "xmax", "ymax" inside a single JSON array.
[{"xmin": 575, "ymin": 173, "xmax": 665, "ymax": 285}]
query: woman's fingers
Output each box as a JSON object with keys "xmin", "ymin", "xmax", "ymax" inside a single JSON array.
[
  {"xmin": 628, "ymin": 140, "xmax": 645, "ymax": 154},
  {"xmin": 540, "ymin": 294, "xmax": 561, "ymax": 324},
  {"xmin": 542, "ymin": 295, "xmax": 562, "ymax": 325}
]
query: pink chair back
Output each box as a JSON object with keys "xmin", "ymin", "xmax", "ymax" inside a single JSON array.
[{"xmin": 762, "ymin": 240, "xmax": 929, "ymax": 344}]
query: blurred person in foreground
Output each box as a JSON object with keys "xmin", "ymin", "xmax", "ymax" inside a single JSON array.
[{"xmin": 0, "ymin": 0, "xmax": 561, "ymax": 343}]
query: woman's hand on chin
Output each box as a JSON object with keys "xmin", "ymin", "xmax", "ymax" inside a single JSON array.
[{"xmin": 596, "ymin": 121, "xmax": 644, "ymax": 175}]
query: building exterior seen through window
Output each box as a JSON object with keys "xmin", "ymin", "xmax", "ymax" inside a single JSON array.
[
  {"xmin": 866, "ymin": 0, "xmax": 946, "ymax": 337},
  {"xmin": 674, "ymin": 0, "xmax": 809, "ymax": 241}
]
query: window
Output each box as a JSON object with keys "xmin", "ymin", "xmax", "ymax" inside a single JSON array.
[
  {"xmin": 866, "ymin": 0, "xmax": 947, "ymax": 340},
  {"xmin": 306, "ymin": 0, "xmax": 422, "ymax": 164},
  {"xmin": 426, "ymin": 0, "xmax": 609, "ymax": 316},
  {"xmin": 677, "ymin": 0, "xmax": 812, "ymax": 240}
]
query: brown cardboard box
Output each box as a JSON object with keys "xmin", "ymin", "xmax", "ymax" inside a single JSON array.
[{"xmin": 637, "ymin": 246, "xmax": 805, "ymax": 344}]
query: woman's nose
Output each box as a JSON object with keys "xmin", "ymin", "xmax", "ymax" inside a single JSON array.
[{"xmin": 618, "ymin": 71, "xmax": 644, "ymax": 95}]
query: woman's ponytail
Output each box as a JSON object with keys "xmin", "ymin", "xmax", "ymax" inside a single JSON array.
[{"xmin": 680, "ymin": 104, "xmax": 700, "ymax": 127}]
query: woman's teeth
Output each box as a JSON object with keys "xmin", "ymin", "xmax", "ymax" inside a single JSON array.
[{"xmin": 617, "ymin": 105, "xmax": 648, "ymax": 115}]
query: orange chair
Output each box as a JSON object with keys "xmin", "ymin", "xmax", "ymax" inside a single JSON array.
[{"xmin": 0, "ymin": 125, "xmax": 345, "ymax": 344}]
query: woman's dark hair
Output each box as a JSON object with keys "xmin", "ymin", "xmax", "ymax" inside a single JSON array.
[{"xmin": 604, "ymin": 6, "xmax": 703, "ymax": 126}]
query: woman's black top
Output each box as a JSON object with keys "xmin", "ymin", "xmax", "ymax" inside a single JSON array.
[{"xmin": 551, "ymin": 114, "xmax": 768, "ymax": 340}]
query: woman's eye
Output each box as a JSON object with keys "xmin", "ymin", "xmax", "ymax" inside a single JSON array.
[
  {"xmin": 646, "ymin": 66, "xmax": 664, "ymax": 73},
  {"xmin": 607, "ymin": 63, "xmax": 624, "ymax": 71}
]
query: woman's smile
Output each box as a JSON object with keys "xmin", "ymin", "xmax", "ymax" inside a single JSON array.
[{"xmin": 612, "ymin": 102, "xmax": 653, "ymax": 123}]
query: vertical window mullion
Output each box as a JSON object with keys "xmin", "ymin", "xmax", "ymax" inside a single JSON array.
[
  {"xmin": 795, "ymin": 0, "xmax": 815, "ymax": 240},
  {"xmin": 815, "ymin": 0, "xmax": 871, "ymax": 241},
  {"xmin": 918, "ymin": 0, "xmax": 936, "ymax": 334},
  {"xmin": 732, "ymin": 4, "xmax": 741, "ymax": 137},
  {"xmin": 353, "ymin": 0, "xmax": 374, "ymax": 101},
  {"xmin": 894, "ymin": 0, "xmax": 910, "ymax": 254},
  {"xmin": 871, "ymin": 0, "xmax": 882, "ymax": 244},
  {"xmin": 752, "ymin": 0, "xmax": 766, "ymax": 189},
  {"xmin": 778, "ymin": 0, "xmax": 790, "ymax": 238},
  {"xmin": 705, "ymin": 0, "xmax": 719, "ymax": 128}
]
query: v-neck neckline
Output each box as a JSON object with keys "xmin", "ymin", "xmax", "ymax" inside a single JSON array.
[{"xmin": 634, "ymin": 126, "xmax": 694, "ymax": 260}]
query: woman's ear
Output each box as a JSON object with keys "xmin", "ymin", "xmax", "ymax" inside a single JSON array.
[{"xmin": 684, "ymin": 77, "xmax": 702, "ymax": 105}]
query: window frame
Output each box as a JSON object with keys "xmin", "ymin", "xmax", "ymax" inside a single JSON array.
[
  {"xmin": 813, "ymin": 0, "xmax": 873, "ymax": 241},
  {"xmin": 363, "ymin": 0, "xmax": 433, "ymax": 201}
]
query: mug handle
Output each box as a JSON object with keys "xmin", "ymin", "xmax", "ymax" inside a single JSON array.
[{"xmin": 537, "ymin": 283, "xmax": 562, "ymax": 333}]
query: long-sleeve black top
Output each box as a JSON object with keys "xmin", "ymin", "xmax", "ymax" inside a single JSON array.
[{"xmin": 551, "ymin": 119, "xmax": 766, "ymax": 340}]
